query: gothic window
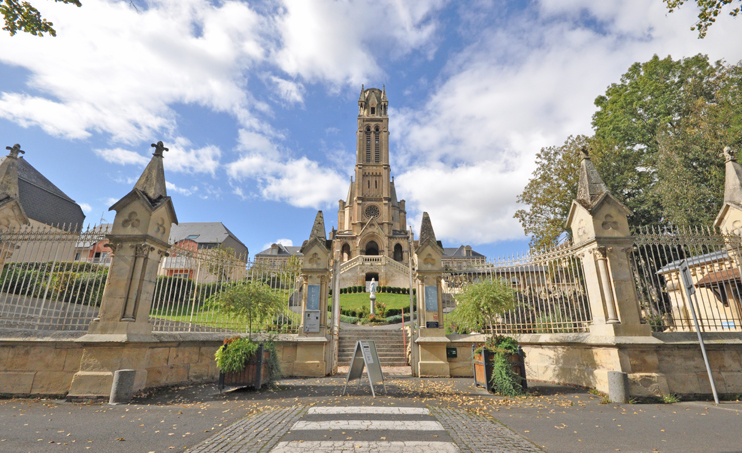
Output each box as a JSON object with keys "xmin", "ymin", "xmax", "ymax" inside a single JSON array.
[
  {"xmin": 365, "ymin": 205, "xmax": 380, "ymax": 219},
  {"xmin": 371, "ymin": 107, "xmax": 376, "ymax": 115},
  {"xmin": 394, "ymin": 244, "xmax": 403, "ymax": 262},
  {"xmin": 374, "ymin": 126, "xmax": 380, "ymax": 163},
  {"xmin": 365, "ymin": 127, "xmax": 371, "ymax": 162}
]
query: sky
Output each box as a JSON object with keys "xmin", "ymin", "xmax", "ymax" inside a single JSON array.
[{"xmin": 1, "ymin": 0, "xmax": 741, "ymax": 259}]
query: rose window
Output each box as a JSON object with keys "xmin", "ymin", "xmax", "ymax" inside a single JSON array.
[{"xmin": 365, "ymin": 205, "xmax": 380, "ymax": 219}]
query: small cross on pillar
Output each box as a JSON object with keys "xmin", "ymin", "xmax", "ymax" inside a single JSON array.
[
  {"xmin": 5, "ymin": 144, "xmax": 25, "ymax": 158},
  {"xmin": 151, "ymin": 141, "xmax": 169, "ymax": 157}
]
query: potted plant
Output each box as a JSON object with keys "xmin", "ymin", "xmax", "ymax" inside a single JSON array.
[
  {"xmin": 210, "ymin": 280, "xmax": 285, "ymax": 392},
  {"xmin": 472, "ymin": 336, "xmax": 527, "ymax": 395},
  {"xmin": 447, "ymin": 278, "xmax": 527, "ymax": 396}
]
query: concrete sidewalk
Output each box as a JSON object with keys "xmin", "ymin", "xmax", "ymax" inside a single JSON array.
[{"xmin": 0, "ymin": 376, "xmax": 740, "ymax": 452}]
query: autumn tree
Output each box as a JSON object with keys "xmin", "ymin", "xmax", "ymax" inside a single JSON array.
[
  {"xmin": 516, "ymin": 54, "xmax": 742, "ymax": 242},
  {"xmin": 514, "ymin": 135, "xmax": 589, "ymax": 248},
  {"xmin": 2, "ymin": 0, "xmax": 81, "ymax": 37},
  {"xmin": 663, "ymin": 0, "xmax": 741, "ymax": 38}
]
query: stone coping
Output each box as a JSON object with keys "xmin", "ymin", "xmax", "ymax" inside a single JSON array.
[
  {"xmin": 0, "ymin": 330, "xmax": 301, "ymax": 344},
  {"xmin": 446, "ymin": 331, "xmax": 742, "ymax": 347},
  {"xmin": 415, "ymin": 336, "xmax": 451, "ymax": 344}
]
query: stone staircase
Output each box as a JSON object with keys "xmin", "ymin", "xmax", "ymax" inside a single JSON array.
[{"xmin": 338, "ymin": 328, "xmax": 408, "ymax": 367}]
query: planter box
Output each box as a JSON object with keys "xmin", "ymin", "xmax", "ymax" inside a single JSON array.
[
  {"xmin": 472, "ymin": 345, "xmax": 527, "ymax": 393},
  {"xmin": 218, "ymin": 343, "xmax": 271, "ymax": 393}
]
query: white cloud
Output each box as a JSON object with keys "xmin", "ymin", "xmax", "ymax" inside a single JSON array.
[
  {"xmin": 94, "ymin": 148, "xmax": 149, "ymax": 166},
  {"xmin": 166, "ymin": 138, "xmax": 221, "ymax": 175},
  {"xmin": 269, "ymin": 76, "xmax": 305, "ymax": 104},
  {"xmin": 393, "ymin": 0, "xmax": 742, "ymax": 244},
  {"xmin": 166, "ymin": 181, "xmax": 195, "ymax": 196},
  {"xmin": 273, "ymin": 0, "xmax": 446, "ymax": 86},
  {"xmin": 79, "ymin": 203, "xmax": 92, "ymax": 213},
  {"xmin": 261, "ymin": 238, "xmax": 294, "ymax": 251}
]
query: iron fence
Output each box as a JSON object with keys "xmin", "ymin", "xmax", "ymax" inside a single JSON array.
[
  {"xmin": 631, "ymin": 225, "xmax": 742, "ymax": 332},
  {"xmin": 443, "ymin": 243, "xmax": 591, "ymax": 334},
  {"xmin": 150, "ymin": 245, "xmax": 303, "ymax": 333},
  {"xmin": 0, "ymin": 224, "xmax": 111, "ymax": 331}
]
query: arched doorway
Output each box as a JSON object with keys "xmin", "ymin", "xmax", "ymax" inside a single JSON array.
[
  {"xmin": 365, "ymin": 241, "xmax": 379, "ymax": 256},
  {"xmin": 341, "ymin": 243, "xmax": 351, "ymax": 261},
  {"xmin": 394, "ymin": 244, "xmax": 403, "ymax": 262}
]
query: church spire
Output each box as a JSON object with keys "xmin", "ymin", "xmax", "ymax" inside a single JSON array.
[
  {"xmin": 576, "ymin": 146, "xmax": 609, "ymax": 208},
  {"xmin": 309, "ymin": 210, "xmax": 326, "ymax": 241},
  {"xmin": 381, "ymin": 85, "xmax": 387, "ymax": 102},
  {"xmin": 0, "ymin": 144, "xmax": 23, "ymax": 201}
]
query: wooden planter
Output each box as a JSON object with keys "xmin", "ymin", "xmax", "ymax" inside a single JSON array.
[
  {"xmin": 218, "ymin": 343, "xmax": 271, "ymax": 393},
  {"xmin": 472, "ymin": 345, "xmax": 527, "ymax": 393}
]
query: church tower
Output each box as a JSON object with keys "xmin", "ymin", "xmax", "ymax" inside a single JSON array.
[{"xmin": 335, "ymin": 86, "xmax": 409, "ymax": 281}]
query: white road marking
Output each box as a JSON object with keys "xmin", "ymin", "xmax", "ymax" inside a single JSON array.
[
  {"xmin": 291, "ymin": 420, "xmax": 444, "ymax": 430},
  {"xmin": 271, "ymin": 441, "xmax": 460, "ymax": 452},
  {"xmin": 308, "ymin": 407, "xmax": 430, "ymax": 415}
]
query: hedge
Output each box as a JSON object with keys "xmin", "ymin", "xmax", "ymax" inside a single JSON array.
[{"xmin": 340, "ymin": 315, "xmax": 360, "ymax": 324}]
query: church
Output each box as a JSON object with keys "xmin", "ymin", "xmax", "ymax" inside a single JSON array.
[{"xmin": 255, "ymin": 86, "xmax": 484, "ymax": 286}]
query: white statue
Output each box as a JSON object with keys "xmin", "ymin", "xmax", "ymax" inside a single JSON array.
[{"xmin": 369, "ymin": 278, "xmax": 378, "ymax": 315}]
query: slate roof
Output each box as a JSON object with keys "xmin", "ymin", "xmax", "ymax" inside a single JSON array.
[
  {"xmin": 442, "ymin": 245, "xmax": 485, "ymax": 258},
  {"xmin": 657, "ymin": 250, "xmax": 729, "ymax": 274},
  {"xmin": 0, "ymin": 156, "xmax": 86, "ymax": 229},
  {"xmin": 169, "ymin": 222, "xmax": 248, "ymax": 254},
  {"xmin": 255, "ymin": 243, "xmax": 304, "ymax": 257}
]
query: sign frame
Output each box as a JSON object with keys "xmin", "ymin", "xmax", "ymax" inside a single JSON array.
[
  {"xmin": 306, "ymin": 284, "xmax": 321, "ymax": 311},
  {"xmin": 303, "ymin": 310, "xmax": 320, "ymax": 333},
  {"xmin": 342, "ymin": 340, "xmax": 386, "ymax": 397},
  {"xmin": 424, "ymin": 285, "xmax": 438, "ymax": 312}
]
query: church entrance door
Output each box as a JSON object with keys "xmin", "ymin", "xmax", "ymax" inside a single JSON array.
[{"xmin": 365, "ymin": 241, "xmax": 379, "ymax": 255}]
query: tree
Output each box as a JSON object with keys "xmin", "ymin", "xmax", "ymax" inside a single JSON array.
[
  {"xmin": 210, "ymin": 280, "xmax": 285, "ymax": 337},
  {"xmin": 514, "ymin": 135, "xmax": 589, "ymax": 248},
  {"xmin": 2, "ymin": 0, "xmax": 81, "ymax": 37},
  {"xmin": 663, "ymin": 0, "xmax": 741, "ymax": 38},
  {"xmin": 517, "ymin": 54, "xmax": 742, "ymax": 243},
  {"xmin": 447, "ymin": 278, "xmax": 517, "ymax": 334},
  {"xmin": 204, "ymin": 245, "xmax": 240, "ymax": 282}
]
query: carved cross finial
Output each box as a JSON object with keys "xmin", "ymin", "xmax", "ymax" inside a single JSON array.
[
  {"xmin": 723, "ymin": 146, "xmax": 736, "ymax": 163},
  {"xmin": 151, "ymin": 141, "xmax": 169, "ymax": 157},
  {"xmin": 5, "ymin": 144, "xmax": 24, "ymax": 158},
  {"xmin": 580, "ymin": 145, "xmax": 590, "ymax": 159}
]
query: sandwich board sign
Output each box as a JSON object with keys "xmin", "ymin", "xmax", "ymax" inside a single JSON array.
[{"xmin": 342, "ymin": 340, "xmax": 386, "ymax": 397}]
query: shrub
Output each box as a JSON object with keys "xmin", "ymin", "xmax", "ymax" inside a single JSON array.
[
  {"xmin": 340, "ymin": 315, "xmax": 359, "ymax": 324},
  {"xmin": 385, "ymin": 314, "xmax": 410, "ymax": 324},
  {"xmin": 386, "ymin": 308, "xmax": 401, "ymax": 317},
  {"xmin": 215, "ymin": 337, "xmax": 258, "ymax": 373}
]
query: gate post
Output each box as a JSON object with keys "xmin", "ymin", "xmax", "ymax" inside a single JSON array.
[
  {"xmin": 0, "ymin": 144, "xmax": 31, "ymax": 268},
  {"xmin": 296, "ymin": 211, "xmax": 332, "ymax": 376},
  {"xmin": 413, "ymin": 212, "xmax": 451, "ymax": 377},
  {"xmin": 566, "ymin": 147, "xmax": 650, "ymax": 337},
  {"xmin": 69, "ymin": 142, "xmax": 177, "ymax": 398}
]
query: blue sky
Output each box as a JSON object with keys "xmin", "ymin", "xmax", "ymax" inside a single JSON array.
[{"xmin": 1, "ymin": 0, "xmax": 741, "ymax": 259}]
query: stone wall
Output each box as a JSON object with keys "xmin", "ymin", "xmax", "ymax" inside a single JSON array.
[
  {"xmin": 445, "ymin": 332, "xmax": 742, "ymax": 397},
  {"xmin": 0, "ymin": 333, "xmax": 315, "ymax": 398}
]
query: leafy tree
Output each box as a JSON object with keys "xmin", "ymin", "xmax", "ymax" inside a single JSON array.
[
  {"xmin": 514, "ymin": 135, "xmax": 589, "ymax": 248},
  {"xmin": 447, "ymin": 278, "xmax": 517, "ymax": 334},
  {"xmin": 517, "ymin": 54, "xmax": 742, "ymax": 242},
  {"xmin": 663, "ymin": 0, "xmax": 741, "ymax": 38},
  {"xmin": 2, "ymin": 0, "xmax": 81, "ymax": 37},
  {"xmin": 209, "ymin": 280, "xmax": 285, "ymax": 338},
  {"xmin": 204, "ymin": 245, "xmax": 240, "ymax": 282}
]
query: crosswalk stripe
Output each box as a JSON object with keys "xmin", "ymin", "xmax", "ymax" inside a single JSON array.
[
  {"xmin": 308, "ymin": 407, "xmax": 429, "ymax": 415},
  {"xmin": 291, "ymin": 420, "xmax": 444, "ymax": 430},
  {"xmin": 271, "ymin": 441, "xmax": 460, "ymax": 452}
]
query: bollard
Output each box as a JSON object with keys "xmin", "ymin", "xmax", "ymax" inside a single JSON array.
[
  {"xmin": 109, "ymin": 369, "xmax": 137, "ymax": 404},
  {"xmin": 607, "ymin": 371, "xmax": 628, "ymax": 403}
]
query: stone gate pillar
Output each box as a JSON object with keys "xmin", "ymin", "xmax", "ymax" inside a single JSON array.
[
  {"xmin": 296, "ymin": 211, "xmax": 332, "ymax": 376},
  {"xmin": 413, "ymin": 212, "xmax": 451, "ymax": 377},
  {"xmin": 566, "ymin": 147, "xmax": 650, "ymax": 337},
  {"xmin": 0, "ymin": 144, "xmax": 31, "ymax": 268},
  {"xmin": 715, "ymin": 147, "xmax": 742, "ymax": 237},
  {"xmin": 69, "ymin": 142, "xmax": 177, "ymax": 397}
]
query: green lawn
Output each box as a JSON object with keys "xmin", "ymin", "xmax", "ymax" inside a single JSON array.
[{"xmin": 337, "ymin": 292, "xmax": 412, "ymax": 311}]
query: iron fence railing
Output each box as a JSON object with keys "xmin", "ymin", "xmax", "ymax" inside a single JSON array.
[
  {"xmin": 631, "ymin": 225, "xmax": 742, "ymax": 332},
  {"xmin": 0, "ymin": 224, "xmax": 111, "ymax": 331},
  {"xmin": 443, "ymin": 243, "xmax": 591, "ymax": 334},
  {"xmin": 149, "ymin": 245, "xmax": 303, "ymax": 333}
]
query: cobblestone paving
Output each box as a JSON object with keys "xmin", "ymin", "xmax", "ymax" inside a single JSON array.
[
  {"xmin": 431, "ymin": 407, "xmax": 543, "ymax": 453},
  {"xmin": 187, "ymin": 407, "xmax": 305, "ymax": 453}
]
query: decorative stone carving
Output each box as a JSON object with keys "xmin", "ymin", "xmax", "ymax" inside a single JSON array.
[
  {"xmin": 602, "ymin": 214, "xmax": 619, "ymax": 231},
  {"xmin": 122, "ymin": 212, "xmax": 140, "ymax": 228},
  {"xmin": 423, "ymin": 254, "xmax": 435, "ymax": 265},
  {"xmin": 5, "ymin": 144, "xmax": 24, "ymax": 158},
  {"xmin": 132, "ymin": 243, "xmax": 154, "ymax": 257}
]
